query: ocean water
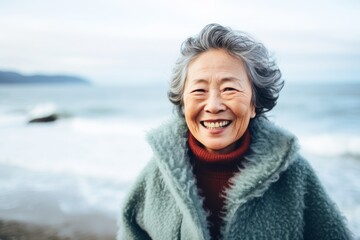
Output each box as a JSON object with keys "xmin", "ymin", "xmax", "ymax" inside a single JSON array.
[{"xmin": 0, "ymin": 82, "xmax": 359, "ymax": 237}]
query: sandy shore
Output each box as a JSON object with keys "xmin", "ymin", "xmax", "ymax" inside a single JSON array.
[
  {"xmin": 0, "ymin": 220, "xmax": 115, "ymax": 240},
  {"xmin": 0, "ymin": 219, "xmax": 115, "ymax": 240},
  {"xmin": 0, "ymin": 188, "xmax": 118, "ymax": 239},
  {"xmin": 0, "ymin": 203, "xmax": 117, "ymax": 240}
]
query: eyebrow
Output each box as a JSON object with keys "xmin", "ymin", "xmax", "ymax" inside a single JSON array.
[{"xmin": 189, "ymin": 77, "xmax": 242, "ymax": 84}]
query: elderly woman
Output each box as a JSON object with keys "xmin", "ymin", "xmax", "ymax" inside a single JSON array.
[{"xmin": 118, "ymin": 24, "xmax": 352, "ymax": 240}]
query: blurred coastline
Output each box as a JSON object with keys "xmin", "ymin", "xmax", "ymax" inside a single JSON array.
[{"xmin": 0, "ymin": 81, "xmax": 359, "ymax": 239}]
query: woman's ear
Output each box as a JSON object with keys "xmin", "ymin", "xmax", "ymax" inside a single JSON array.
[{"xmin": 250, "ymin": 105, "xmax": 256, "ymax": 118}]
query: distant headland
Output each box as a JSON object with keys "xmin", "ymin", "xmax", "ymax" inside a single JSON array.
[{"xmin": 0, "ymin": 70, "xmax": 91, "ymax": 85}]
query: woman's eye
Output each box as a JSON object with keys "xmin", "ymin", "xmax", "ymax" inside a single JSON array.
[
  {"xmin": 223, "ymin": 87, "xmax": 237, "ymax": 92},
  {"xmin": 192, "ymin": 89, "xmax": 205, "ymax": 93}
]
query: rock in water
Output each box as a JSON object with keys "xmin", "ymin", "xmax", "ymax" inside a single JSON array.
[
  {"xmin": 28, "ymin": 114, "xmax": 58, "ymax": 123},
  {"xmin": 27, "ymin": 103, "xmax": 59, "ymax": 124}
]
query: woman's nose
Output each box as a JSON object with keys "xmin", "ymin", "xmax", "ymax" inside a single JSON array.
[{"xmin": 204, "ymin": 92, "xmax": 226, "ymax": 113}]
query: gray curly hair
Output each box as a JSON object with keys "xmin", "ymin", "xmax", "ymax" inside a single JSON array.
[{"xmin": 168, "ymin": 23, "xmax": 284, "ymax": 118}]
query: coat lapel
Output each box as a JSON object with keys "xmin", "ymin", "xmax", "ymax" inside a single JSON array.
[{"xmin": 147, "ymin": 118, "xmax": 210, "ymax": 240}]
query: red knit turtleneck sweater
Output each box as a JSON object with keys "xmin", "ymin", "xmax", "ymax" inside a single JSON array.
[{"xmin": 188, "ymin": 130, "xmax": 251, "ymax": 240}]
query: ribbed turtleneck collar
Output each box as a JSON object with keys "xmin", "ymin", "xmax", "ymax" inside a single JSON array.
[{"xmin": 188, "ymin": 129, "xmax": 251, "ymax": 171}]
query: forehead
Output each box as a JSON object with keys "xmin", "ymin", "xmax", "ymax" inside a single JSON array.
[{"xmin": 186, "ymin": 49, "xmax": 248, "ymax": 84}]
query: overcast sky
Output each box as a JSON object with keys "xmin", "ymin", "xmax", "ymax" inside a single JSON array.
[{"xmin": 0, "ymin": 0, "xmax": 359, "ymax": 85}]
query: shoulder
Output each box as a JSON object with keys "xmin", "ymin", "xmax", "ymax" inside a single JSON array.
[
  {"xmin": 122, "ymin": 159, "xmax": 162, "ymax": 204},
  {"xmin": 146, "ymin": 117, "xmax": 187, "ymax": 145},
  {"xmin": 120, "ymin": 159, "xmax": 166, "ymax": 215},
  {"xmin": 279, "ymin": 154, "xmax": 325, "ymax": 193},
  {"xmin": 250, "ymin": 117, "xmax": 299, "ymax": 148},
  {"xmin": 121, "ymin": 160, "xmax": 153, "ymax": 207},
  {"xmin": 249, "ymin": 117, "xmax": 318, "ymax": 185},
  {"xmin": 285, "ymin": 155, "xmax": 315, "ymax": 179},
  {"xmin": 119, "ymin": 159, "xmax": 167, "ymax": 226},
  {"xmin": 284, "ymin": 155, "xmax": 326, "ymax": 190}
]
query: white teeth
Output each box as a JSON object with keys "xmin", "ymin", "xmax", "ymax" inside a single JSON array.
[{"xmin": 203, "ymin": 121, "xmax": 230, "ymax": 129}]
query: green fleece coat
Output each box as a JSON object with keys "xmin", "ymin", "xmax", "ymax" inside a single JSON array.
[{"xmin": 118, "ymin": 117, "xmax": 352, "ymax": 240}]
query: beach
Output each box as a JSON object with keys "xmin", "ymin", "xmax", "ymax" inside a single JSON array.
[
  {"xmin": 0, "ymin": 177, "xmax": 117, "ymax": 239},
  {"xmin": 0, "ymin": 219, "xmax": 114, "ymax": 240},
  {"xmin": 0, "ymin": 213, "xmax": 115, "ymax": 240}
]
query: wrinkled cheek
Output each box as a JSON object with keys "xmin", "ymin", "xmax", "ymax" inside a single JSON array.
[
  {"xmin": 184, "ymin": 103, "xmax": 201, "ymax": 120},
  {"xmin": 186, "ymin": 118, "xmax": 200, "ymax": 132},
  {"xmin": 184, "ymin": 113, "xmax": 198, "ymax": 133},
  {"xmin": 234, "ymin": 116, "xmax": 251, "ymax": 135}
]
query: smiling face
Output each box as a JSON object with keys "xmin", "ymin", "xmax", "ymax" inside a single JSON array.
[{"xmin": 183, "ymin": 48, "xmax": 256, "ymax": 154}]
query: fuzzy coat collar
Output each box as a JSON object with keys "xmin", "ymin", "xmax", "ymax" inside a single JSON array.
[{"xmin": 146, "ymin": 116, "xmax": 299, "ymax": 239}]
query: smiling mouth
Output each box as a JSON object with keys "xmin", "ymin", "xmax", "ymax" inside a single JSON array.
[{"xmin": 200, "ymin": 120, "xmax": 232, "ymax": 129}]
